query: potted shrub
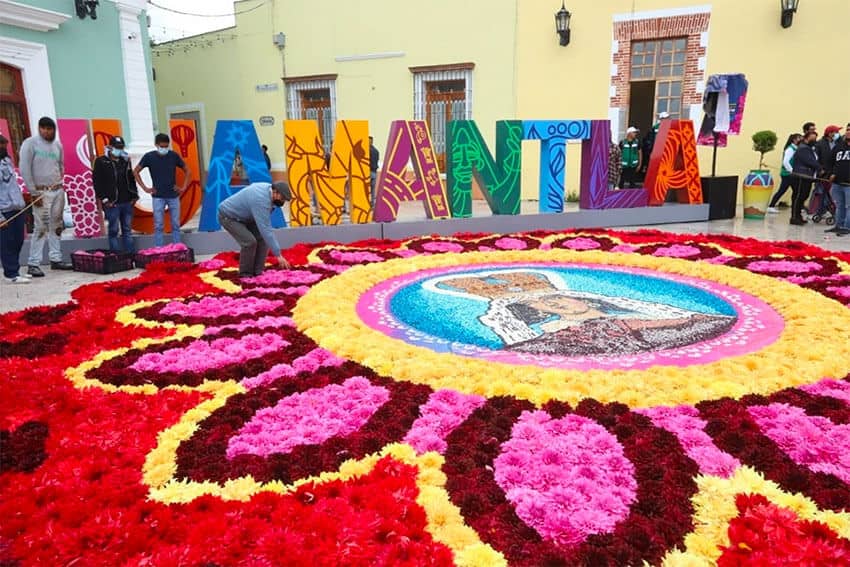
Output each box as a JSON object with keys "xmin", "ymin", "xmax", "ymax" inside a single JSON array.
[{"xmin": 743, "ymin": 130, "xmax": 778, "ymax": 219}]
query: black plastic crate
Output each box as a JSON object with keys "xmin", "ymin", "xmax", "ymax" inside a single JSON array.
[
  {"xmin": 71, "ymin": 250, "xmax": 135, "ymax": 274},
  {"xmin": 134, "ymin": 247, "xmax": 195, "ymax": 268}
]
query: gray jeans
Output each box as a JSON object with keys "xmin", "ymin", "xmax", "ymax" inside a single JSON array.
[
  {"xmin": 28, "ymin": 188, "xmax": 65, "ymax": 265},
  {"xmin": 218, "ymin": 211, "xmax": 268, "ymax": 276}
]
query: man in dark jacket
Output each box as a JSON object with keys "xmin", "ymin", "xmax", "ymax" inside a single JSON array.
[
  {"xmin": 827, "ymin": 124, "xmax": 850, "ymax": 236},
  {"xmin": 790, "ymin": 130, "xmax": 822, "ymax": 225},
  {"xmin": 93, "ymin": 136, "xmax": 138, "ymax": 252}
]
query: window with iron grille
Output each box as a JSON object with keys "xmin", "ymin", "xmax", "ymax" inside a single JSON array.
[
  {"xmin": 412, "ymin": 65, "xmax": 473, "ymax": 171},
  {"xmin": 630, "ymin": 39, "xmax": 687, "ymax": 119},
  {"xmin": 285, "ymin": 77, "xmax": 337, "ymax": 155}
]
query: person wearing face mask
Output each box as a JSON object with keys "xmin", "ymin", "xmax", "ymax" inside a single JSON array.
[
  {"xmin": 93, "ymin": 136, "xmax": 138, "ymax": 253},
  {"xmin": 790, "ymin": 130, "xmax": 822, "ymax": 225},
  {"xmin": 0, "ymin": 134, "xmax": 31, "ymax": 283},
  {"xmin": 218, "ymin": 181, "xmax": 292, "ymax": 278},
  {"xmin": 20, "ymin": 116, "xmax": 72, "ymax": 275},
  {"xmin": 133, "ymin": 133, "xmax": 190, "ymax": 247},
  {"xmin": 826, "ymin": 124, "xmax": 850, "ymax": 236}
]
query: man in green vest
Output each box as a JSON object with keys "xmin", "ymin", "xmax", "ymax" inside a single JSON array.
[{"xmin": 619, "ymin": 127, "xmax": 642, "ymax": 188}]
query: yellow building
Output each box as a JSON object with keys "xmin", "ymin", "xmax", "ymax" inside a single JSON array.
[{"xmin": 153, "ymin": 0, "xmax": 849, "ymax": 200}]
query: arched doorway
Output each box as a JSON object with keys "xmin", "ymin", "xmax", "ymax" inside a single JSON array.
[{"xmin": 0, "ymin": 63, "xmax": 31, "ymax": 163}]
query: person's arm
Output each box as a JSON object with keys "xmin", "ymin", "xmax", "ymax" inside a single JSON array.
[
  {"xmin": 782, "ymin": 147, "xmax": 794, "ymax": 173},
  {"xmin": 57, "ymin": 140, "xmax": 64, "ymax": 178},
  {"xmin": 176, "ymin": 154, "xmax": 190, "ymax": 193},
  {"xmin": 126, "ymin": 159, "xmax": 139, "ymax": 201},
  {"xmin": 133, "ymin": 156, "xmax": 154, "ymax": 194},
  {"xmin": 92, "ymin": 158, "xmax": 110, "ymax": 203},
  {"xmin": 19, "ymin": 140, "xmax": 37, "ymax": 198},
  {"xmin": 250, "ymin": 190, "xmax": 289, "ymax": 268}
]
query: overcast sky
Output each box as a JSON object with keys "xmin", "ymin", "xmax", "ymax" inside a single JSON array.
[{"xmin": 147, "ymin": 0, "xmax": 236, "ymax": 43}]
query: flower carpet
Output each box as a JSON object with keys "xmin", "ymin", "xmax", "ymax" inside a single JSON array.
[{"xmin": 2, "ymin": 228, "xmax": 850, "ymax": 566}]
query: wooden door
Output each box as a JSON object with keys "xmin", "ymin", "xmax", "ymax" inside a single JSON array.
[{"xmin": 0, "ymin": 63, "xmax": 31, "ymax": 163}]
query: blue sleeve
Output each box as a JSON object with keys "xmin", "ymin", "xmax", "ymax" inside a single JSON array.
[
  {"xmin": 138, "ymin": 153, "xmax": 150, "ymax": 170},
  {"xmin": 174, "ymin": 152, "xmax": 186, "ymax": 169},
  {"xmin": 250, "ymin": 189, "xmax": 281, "ymax": 257}
]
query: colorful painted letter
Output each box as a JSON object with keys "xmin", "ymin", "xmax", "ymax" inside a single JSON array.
[
  {"xmin": 90, "ymin": 119, "xmax": 122, "ymax": 158},
  {"xmin": 199, "ymin": 120, "xmax": 283, "ymax": 232},
  {"xmin": 523, "ymin": 120, "xmax": 591, "ymax": 213},
  {"xmin": 57, "ymin": 119, "xmax": 103, "ymax": 237},
  {"xmin": 446, "ymin": 120, "xmax": 522, "ymax": 218},
  {"xmin": 579, "ymin": 120, "xmax": 648, "ymax": 210},
  {"xmin": 644, "ymin": 119, "xmax": 703, "ymax": 206},
  {"xmin": 284, "ymin": 120, "xmax": 370, "ymax": 227},
  {"xmin": 373, "ymin": 121, "xmax": 451, "ymax": 222}
]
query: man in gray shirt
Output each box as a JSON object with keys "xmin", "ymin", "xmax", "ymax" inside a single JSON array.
[
  {"xmin": 20, "ymin": 117, "xmax": 72, "ymax": 275},
  {"xmin": 218, "ymin": 181, "xmax": 292, "ymax": 278}
]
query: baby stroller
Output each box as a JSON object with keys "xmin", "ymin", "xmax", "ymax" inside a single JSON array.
[{"xmin": 808, "ymin": 183, "xmax": 836, "ymax": 225}]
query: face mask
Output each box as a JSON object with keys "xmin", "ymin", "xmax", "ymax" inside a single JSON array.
[
  {"xmin": 156, "ymin": 147, "xmax": 169, "ymax": 156},
  {"xmin": 272, "ymin": 198, "xmax": 286, "ymax": 208},
  {"xmin": 834, "ymin": 133, "xmax": 842, "ymax": 142}
]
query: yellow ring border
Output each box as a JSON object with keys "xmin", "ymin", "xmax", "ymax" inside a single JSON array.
[{"xmin": 293, "ymin": 249, "xmax": 850, "ymax": 408}]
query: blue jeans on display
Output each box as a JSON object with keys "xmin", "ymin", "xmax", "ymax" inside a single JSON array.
[
  {"xmin": 833, "ymin": 183, "xmax": 850, "ymax": 230},
  {"xmin": 105, "ymin": 202, "xmax": 136, "ymax": 253},
  {"xmin": 1, "ymin": 210, "xmax": 26, "ymax": 278},
  {"xmin": 152, "ymin": 197, "xmax": 181, "ymax": 247}
]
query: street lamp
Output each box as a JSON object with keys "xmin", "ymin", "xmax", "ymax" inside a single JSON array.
[
  {"xmin": 780, "ymin": 0, "xmax": 799, "ymax": 29},
  {"xmin": 555, "ymin": 2, "xmax": 571, "ymax": 46},
  {"xmin": 75, "ymin": 0, "xmax": 100, "ymax": 20}
]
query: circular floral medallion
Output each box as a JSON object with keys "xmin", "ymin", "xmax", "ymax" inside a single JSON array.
[
  {"xmin": 294, "ymin": 249, "xmax": 850, "ymax": 407},
  {"xmin": 359, "ymin": 262, "xmax": 782, "ymax": 371}
]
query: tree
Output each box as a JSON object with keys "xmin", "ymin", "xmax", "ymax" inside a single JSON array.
[{"xmin": 751, "ymin": 130, "xmax": 778, "ymax": 169}]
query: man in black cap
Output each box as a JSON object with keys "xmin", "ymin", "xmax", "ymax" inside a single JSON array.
[
  {"xmin": 93, "ymin": 136, "xmax": 138, "ymax": 252},
  {"xmin": 218, "ymin": 181, "xmax": 292, "ymax": 278}
]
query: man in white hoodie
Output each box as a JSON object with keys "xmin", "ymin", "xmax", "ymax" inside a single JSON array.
[{"xmin": 20, "ymin": 117, "xmax": 72, "ymax": 276}]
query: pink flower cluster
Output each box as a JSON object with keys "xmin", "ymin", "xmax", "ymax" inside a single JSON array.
[
  {"xmin": 328, "ymin": 250, "xmax": 386, "ymax": 263},
  {"xmin": 204, "ymin": 316, "xmax": 294, "ymax": 337},
  {"xmin": 421, "ymin": 241, "xmax": 465, "ymax": 253},
  {"xmin": 403, "ymin": 390, "xmax": 485, "ymax": 455},
  {"xmin": 801, "ymin": 379, "xmax": 850, "ymax": 406},
  {"xmin": 244, "ymin": 270, "xmax": 324, "ymax": 286},
  {"xmin": 161, "ymin": 296, "xmax": 284, "ymax": 318},
  {"xmin": 652, "ymin": 244, "xmax": 702, "ymax": 258},
  {"xmin": 493, "ymin": 237, "xmax": 528, "ymax": 250},
  {"xmin": 610, "ymin": 244, "xmax": 638, "ymax": 253},
  {"xmin": 138, "ymin": 243, "xmax": 189, "ymax": 256},
  {"xmin": 130, "ymin": 333, "xmax": 287, "ymax": 374},
  {"xmin": 241, "ymin": 347, "xmax": 346, "ymax": 389},
  {"xmin": 226, "ymin": 377, "xmax": 390, "ymax": 458},
  {"xmin": 73, "ymin": 250, "xmax": 107, "ymax": 257},
  {"xmin": 747, "ymin": 260, "xmax": 823, "ymax": 274},
  {"xmin": 637, "ymin": 405, "xmax": 740, "ymax": 478},
  {"xmin": 494, "ymin": 411, "xmax": 637, "ymax": 546},
  {"xmin": 749, "ymin": 403, "xmax": 850, "ymax": 484},
  {"xmin": 562, "ymin": 237, "xmax": 602, "ymax": 251},
  {"xmin": 241, "ymin": 286, "xmax": 309, "ymax": 297},
  {"xmin": 199, "ymin": 259, "xmax": 227, "ymax": 270}
]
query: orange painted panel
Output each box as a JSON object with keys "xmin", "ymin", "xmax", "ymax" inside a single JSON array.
[
  {"xmin": 644, "ymin": 119, "xmax": 703, "ymax": 206},
  {"xmin": 90, "ymin": 119, "xmax": 123, "ymax": 159}
]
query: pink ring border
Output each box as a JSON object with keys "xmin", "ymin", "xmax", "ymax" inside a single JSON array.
[{"xmin": 355, "ymin": 262, "xmax": 785, "ymax": 371}]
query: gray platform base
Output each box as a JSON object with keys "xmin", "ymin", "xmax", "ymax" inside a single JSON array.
[{"xmin": 21, "ymin": 204, "xmax": 709, "ymax": 263}]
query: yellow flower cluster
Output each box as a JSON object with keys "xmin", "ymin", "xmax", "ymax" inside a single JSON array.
[
  {"xmin": 663, "ymin": 466, "xmax": 850, "ymax": 566},
  {"xmin": 294, "ymin": 249, "xmax": 850, "ymax": 408}
]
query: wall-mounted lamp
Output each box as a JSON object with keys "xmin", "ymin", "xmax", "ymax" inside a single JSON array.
[
  {"xmin": 75, "ymin": 0, "xmax": 100, "ymax": 20},
  {"xmin": 780, "ymin": 0, "xmax": 799, "ymax": 28},
  {"xmin": 555, "ymin": 2, "xmax": 571, "ymax": 46}
]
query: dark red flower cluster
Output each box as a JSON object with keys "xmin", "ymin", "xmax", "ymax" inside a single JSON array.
[
  {"xmin": 0, "ymin": 421, "xmax": 49, "ymax": 473},
  {"xmin": 19, "ymin": 303, "xmax": 79, "ymax": 327},
  {"xmin": 0, "ymin": 332, "xmax": 69, "ymax": 360}
]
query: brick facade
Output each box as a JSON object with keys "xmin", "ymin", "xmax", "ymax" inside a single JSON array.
[{"xmin": 610, "ymin": 13, "xmax": 710, "ymax": 119}]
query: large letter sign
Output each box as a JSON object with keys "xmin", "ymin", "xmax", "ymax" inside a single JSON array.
[
  {"xmin": 644, "ymin": 119, "xmax": 702, "ymax": 206},
  {"xmin": 446, "ymin": 120, "xmax": 522, "ymax": 218},
  {"xmin": 579, "ymin": 120, "xmax": 648, "ymax": 210},
  {"xmin": 523, "ymin": 120, "xmax": 591, "ymax": 213},
  {"xmin": 199, "ymin": 120, "xmax": 283, "ymax": 232},
  {"xmin": 373, "ymin": 121, "xmax": 450, "ymax": 222},
  {"xmin": 284, "ymin": 120, "xmax": 370, "ymax": 227}
]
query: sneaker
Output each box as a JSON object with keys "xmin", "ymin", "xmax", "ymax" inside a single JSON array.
[
  {"xmin": 766, "ymin": 207, "xmax": 780, "ymax": 214},
  {"xmin": 27, "ymin": 265, "xmax": 45, "ymax": 277},
  {"xmin": 836, "ymin": 229, "xmax": 850, "ymax": 236},
  {"xmin": 825, "ymin": 227, "xmax": 839, "ymax": 233},
  {"xmin": 19, "ymin": 272, "xmax": 32, "ymax": 279},
  {"xmin": 6, "ymin": 276, "xmax": 31, "ymax": 284},
  {"xmin": 50, "ymin": 261, "xmax": 73, "ymax": 270}
]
